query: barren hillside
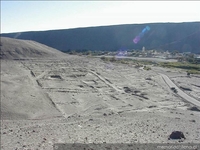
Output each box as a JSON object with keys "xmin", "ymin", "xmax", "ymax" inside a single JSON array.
[{"xmin": 0, "ymin": 37, "xmax": 65, "ymax": 59}]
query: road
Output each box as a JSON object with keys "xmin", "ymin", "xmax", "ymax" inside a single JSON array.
[{"xmin": 159, "ymin": 73, "xmax": 200, "ymax": 107}]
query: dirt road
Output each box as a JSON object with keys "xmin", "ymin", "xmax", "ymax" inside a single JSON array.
[{"xmin": 159, "ymin": 73, "xmax": 200, "ymax": 107}]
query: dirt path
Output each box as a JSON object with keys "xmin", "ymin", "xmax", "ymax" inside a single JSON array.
[{"xmin": 159, "ymin": 73, "xmax": 200, "ymax": 107}]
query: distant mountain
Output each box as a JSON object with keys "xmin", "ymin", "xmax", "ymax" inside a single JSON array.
[
  {"xmin": 1, "ymin": 22, "xmax": 200, "ymax": 53},
  {"xmin": 0, "ymin": 37, "xmax": 65, "ymax": 59}
]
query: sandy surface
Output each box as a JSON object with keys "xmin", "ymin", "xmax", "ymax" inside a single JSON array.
[{"xmin": 1, "ymin": 38, "xmax": 200, "ymax": 150}]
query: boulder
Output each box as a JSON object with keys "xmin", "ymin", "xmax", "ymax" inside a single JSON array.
[{"xmin": 168, "ymin": 131, "xmax": 186, "ymax": 140}]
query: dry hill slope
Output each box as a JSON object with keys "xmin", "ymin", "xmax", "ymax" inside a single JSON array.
[
  {"xmin": 0, "ymin": 37, "xmax": 65, "ymax": 59},
  {"xmin": 1, "ymin": 37, "xmax": 67, "ymax": 119}
]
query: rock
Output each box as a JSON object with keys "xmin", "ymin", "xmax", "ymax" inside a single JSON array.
[
  {"xmin": 168, "ymin": 131, "xmax": 186, "ymax": 140},
  {"xmin": 148, "ymin": 105, "xmax": 157, "ymax": 108},
  {"xmin": 50, "ymin": 75, "xmax": 62, "ymax": 79},
  {"xmin": 190, "ymin": 120, "xmax": 196, "ymax": 123},
  {"xmin": 146, "ymin": 77, "xmax": 152, "ymax": 80},
  {"xmin": 188, "ymin": 106, "xmax": 200, "ymax": 112},
  {"xmin": 171, "ymin": 87, "xmax": 178, "ymax": 93},
  {"xmin": 180, "ymin": 86, "xmax": 192, "ymax": 91},
  {"xmin": 123, "ymin": 87, "xmax": 132, "ymax": 93}
]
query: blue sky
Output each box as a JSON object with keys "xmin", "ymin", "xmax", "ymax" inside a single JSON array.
[{"xmin": 1, "ymin": 1, "xmax": 200, "ymax": 33}]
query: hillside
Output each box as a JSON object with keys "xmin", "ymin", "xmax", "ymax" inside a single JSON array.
[
  {"xmin": 0, "ymin": 37, "xmax": 69, "ymax": 120},
  {"xmin": 1, "ymin": 22, "xmax": 200, "ymax": 53},
  {"xmin": 0, "ymin": 37, "xmax": 65, "ymax": 59}
]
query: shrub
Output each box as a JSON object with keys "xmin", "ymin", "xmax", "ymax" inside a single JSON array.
[
  {"xmin": 100, "ymin": 56, "xmax": 106, "ymax": 60},
  {"xmin": 144, "ymin": 66, "xmax": 151, "ymax": 70},
  {"xmin": 110, "ymin": 56, "xmax": 117, "ymax": 62}
]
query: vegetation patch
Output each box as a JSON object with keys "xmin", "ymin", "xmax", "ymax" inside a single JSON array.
[
  {"xmin": 159, "ymin": 62, "xmax": 200, "ymax": 74},
  {"xmin": 100, "ymin": 56, "xmax": 155, "ymax": 67},
  {"xmin": 143, "ymin": 66, "xmax": 152, "ymax": 71}
]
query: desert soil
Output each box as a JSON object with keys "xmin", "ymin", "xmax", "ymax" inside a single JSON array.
[{"xmin": 1, "ymin": 54, "xmax": 200, "ymax": 150}]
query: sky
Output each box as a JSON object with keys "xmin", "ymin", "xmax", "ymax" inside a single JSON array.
[{"xmin": 1, "ymin": 1, "xmax": 200, "ymax": 33}]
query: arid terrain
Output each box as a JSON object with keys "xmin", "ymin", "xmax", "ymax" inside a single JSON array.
[{"xmin": 1, "ymin": 37, "xmax": 200, "ymax": 150}]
